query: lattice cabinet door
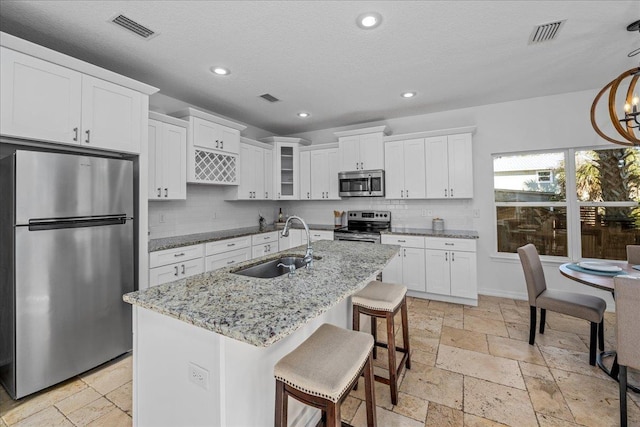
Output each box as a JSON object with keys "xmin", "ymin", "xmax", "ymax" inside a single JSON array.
[{"xmin": 189, "ymin": 147, "xmax": 238, "ymax": 184}]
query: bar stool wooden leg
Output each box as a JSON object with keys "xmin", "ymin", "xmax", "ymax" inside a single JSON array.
[
  {"xmin": 400, "ymin": 296, "xmax": 411, "ymax": 370},
  {"xmin": 363, "ymin": 351, "xmax": 377, "ymax": 427},
  {"xmin": 274, "ymin": 380, "xmax": 287, "ymax": 427},
  {"xmin": 386, "ymin": 312, "xmax": 398, "ymax": 405},
  {"xmin": 371, "ymin": 317, "xmax": 378, "ymax": 359}
]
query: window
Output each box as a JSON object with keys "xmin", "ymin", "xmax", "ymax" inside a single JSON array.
[
  {"xmin": 537, "ymin": 170, "xmax": 552, "ymax": 183},
  {"xmin": 494, "ymin": 148, "xmax": 640, "ymax": 260},
  {"xmin": 575, "ymin": 148, "xmax": 640, "ymax": 260},
  {"xmin": 494, "ymin": 152, "xmax": 567, "ymax": 257}
]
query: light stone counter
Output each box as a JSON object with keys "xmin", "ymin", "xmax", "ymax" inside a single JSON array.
[
  {"xmin": 125, "ymin": 240, "xmax": 399, "ymax": 347},
  {"xmin": 383, "ymin": 227, "xmax": 479, "ymax": 239},
  {"xmin": 149, "ymin": 223, "xmax": 339, "ymax": 252}
]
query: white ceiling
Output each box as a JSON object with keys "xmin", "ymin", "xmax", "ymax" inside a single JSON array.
[{"xmin": 1, "ymin": 1, "xmax": 638, "ymax": 135}]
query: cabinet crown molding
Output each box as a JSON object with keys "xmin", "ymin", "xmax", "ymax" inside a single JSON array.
[
  {"xmin": 149, "ymin": 111, "xmax": 188, "ymax": 127},
  {"xmin": 173, "ymin": 107, "xmax": 247, "ymax": 131},
  {"xmin": 334, "ymin": 125, "xmax": 389, "ymax": 138},
  {"xmin": 299, "ymin": 142, "xmax": 339, "ymax": 151},
  {"xmin": 240, "ymin": 136, "xmax": 273, "ymax": 149},
  {"xmin": 260, "ymin": 136, "xmax": 311, "ymax": 146},
  {"xmin": 0, "ymin": 31, "xmax": 158, "ymax": 95},
  {"xmin": 383, "ymin": 126, "xmax": 476, "ymax": 142}
]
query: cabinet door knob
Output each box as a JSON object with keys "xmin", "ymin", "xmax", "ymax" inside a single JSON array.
[
  {"xmin": 360, "ymin": 162, "xmax": 363, "ymax": 169},
  {"xmin": 220, "ymin": 141, "xmax": 224, "ymax": 149},
  {"xmin": 400, "ymin": 190, "xmax": 403, "ymax": 198},
  {"xmin": 266, "ymin": 191, "xmax": 269, "ymax": 198},
  {"xmin": 445, "ymin": 252, "xmax": 448, "ymax": 261},
  {"xmin": 174, "ymin": 266, "xmax": 179, "ymax": 276},
  {"xmin": 452, "ymin": 252, "xmax": 455, "ymax": 262},
  {"xmin": 215, "ymin": 140, "xmax": 219, "ymax": 149},
  {"xmin": 404, "ymin": 248, "xmax": 407, "ymax": 257},
  {"xmin": 356, "ymin": 162, "xmax": 359, "ymax": 170},
  {"xmin": 450, "ymin": 188, "xmax": 454, "ymax": 197},
  {"xmin": 406, "ymin": 189, "xmax": 409, "ymax": 198},
  {"xmin": 73, "ymin": 127, "xmax": 78, "ymax": 141},
  {"xmin": 444, "ymin": 188, "xmax": 448, "ymax": 197},
  {"xmin": 157, "ymin": 188, "xmax": 161, "ymax": 197},
  {"xmin": 85, "ymin": 129, "xmax": 90, "ymax": 143},
  {"xmin": 181, "ymin": 264, "xmax": 186, "ymax": 274}
]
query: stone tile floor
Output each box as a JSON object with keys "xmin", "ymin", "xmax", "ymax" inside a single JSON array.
[{"xmin": 1, "ymin": 294, "xmax": 639, "ymax": 426}]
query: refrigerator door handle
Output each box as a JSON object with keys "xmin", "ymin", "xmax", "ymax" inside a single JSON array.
[{"xmin": 28, "ymin": 215, "xmax": 130, "ymax": 231}]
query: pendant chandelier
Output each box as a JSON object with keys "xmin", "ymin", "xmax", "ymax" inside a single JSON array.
[{"xmin": 590, "ymin": 19, "xmax": 640, "ymax": 147}]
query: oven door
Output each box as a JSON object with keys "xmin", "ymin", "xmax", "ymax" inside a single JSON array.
[{"xmin": 334, "ymin": 232, "xmax": 380, "ymax": 244}]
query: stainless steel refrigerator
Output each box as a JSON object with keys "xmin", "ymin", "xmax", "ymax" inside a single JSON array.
[{"xmin": 0, "ymin": 150, "xmax": 135, "ymax": 399}]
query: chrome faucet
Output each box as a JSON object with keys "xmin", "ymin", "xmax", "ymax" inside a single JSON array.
[{"xmin": 281, "ymin": 215, "xmax": 313, "ymax": 269}]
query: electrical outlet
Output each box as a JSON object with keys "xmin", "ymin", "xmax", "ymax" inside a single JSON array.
[
  {"xmin": 159, "ymin": 214, "xmax": 165, "ymax": 223},
  {"xmin": 473, "ymin": 208, "xmax": 480, "ymax": 218},
  {"xmin": 426, "ymin": 210, "xmax": 434, "ymax": 216},
  {"xmin": 421, "ymin": 209, "xmax": 427, "ymax": 217},
  {"xmin": 188, "ymin": 363, "xmax": 209, "ymax": 390}
]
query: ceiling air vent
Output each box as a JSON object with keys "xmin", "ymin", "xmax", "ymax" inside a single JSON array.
[
  {"xmin": 109, "ymin": 14, "xmax": 158, "ymax": 40},
  {"xmin": 260, "ymin": 93, "xmax": 280, "ymax": 103},
  {"xmin": 528, "ymin": 20, "xmax": 565, "ymax": 44}
]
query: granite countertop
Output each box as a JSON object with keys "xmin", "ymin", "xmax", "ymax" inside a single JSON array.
[
  {"xmin": 383, "ymin": 227, "xmax": 479, "ymax": 239},
  {"xmin": 149, "ymin": 223, "xmax": 340, "ymax": 252},
  {"xmin": 125, "ymin": 240, "xmax": 399, "ymax": 347}
]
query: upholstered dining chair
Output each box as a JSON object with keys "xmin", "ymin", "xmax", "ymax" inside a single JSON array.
[
  {"xmin": 627, "ymin": 245, "xmax": 640, "ymax": 264},
  {"xmin": 614, "ymin": 276, "xmax": 640, "ymax": 427},
  {"xmin": 517, "ymin": 244, "xmax": 607, "ymax": 365}
]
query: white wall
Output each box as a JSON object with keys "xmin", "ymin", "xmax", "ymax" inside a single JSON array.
[{"xmin": 149, "ymin": 88, "xmax": 616, "ymax": 306}]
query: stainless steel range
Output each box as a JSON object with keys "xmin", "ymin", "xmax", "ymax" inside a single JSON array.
[{"xmin": 333, "ymin": 210, "xmax": 391, "ymax": 243}]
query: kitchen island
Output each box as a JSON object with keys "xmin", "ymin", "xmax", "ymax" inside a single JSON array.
[{"xmin": 124, "ymin": 240, "xmax": 399, "ymax": 427}]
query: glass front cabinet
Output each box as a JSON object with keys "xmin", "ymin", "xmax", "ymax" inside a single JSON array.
[{"xmin": 261, "ymin": 136, "xmax": 309, "ymax": 200}]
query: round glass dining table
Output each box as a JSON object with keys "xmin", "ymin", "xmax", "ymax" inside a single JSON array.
[{"xmin": 559, "ymin": 262, "xmax": 640, "ymax": 393}]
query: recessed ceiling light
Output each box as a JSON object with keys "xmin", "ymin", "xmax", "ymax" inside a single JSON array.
[
  {"xmin": 401, "ymin": 92, "xmax": 416, "ymax": 98},
  {"xmin": 357, "ymin": 12, "xmax": 382, "ymax": 29},
  {"xmin": 297, "ymin": 112, "xmax": 310, "ymax": 118},
  {"xmin": 211, "ymin": 66, "xmax": 230, "ymax": 76}
]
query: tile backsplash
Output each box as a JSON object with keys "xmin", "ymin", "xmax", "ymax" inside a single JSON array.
[{"xmin": 149, "ymin": 184, "xmax": 477, "ymax": 239}]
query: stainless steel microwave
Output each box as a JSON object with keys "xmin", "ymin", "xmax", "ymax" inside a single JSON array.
[{"xmin": 338, "ymin": 170, "xmax": 385, "ymax": 197}]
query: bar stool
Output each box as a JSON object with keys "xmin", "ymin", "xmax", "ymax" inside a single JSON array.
[
  {"xmin": 352, "ymin": 280, "xmax": 411, "ymax": 405},
  {"xmin": 274, "ymin": 323, "xmax": 376, "ymax": 427}
]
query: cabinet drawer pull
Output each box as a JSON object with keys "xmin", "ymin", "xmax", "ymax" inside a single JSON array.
[
  {"xmin": 397, "ymin": 239, "xmax": 406, "ymax": 243},
  {"xmin": 164, "ymin": 188, "xmax": 168, "ymax": 197},
  {"xmin": 444, "ymin": 188, "xmax": 447, "ymax": 197},
  {"xmin": 85, "ymin": 129, "xmax": 90, "ymax": 143},
  {"xmin": 452, "ymin": 252, "xmax": 455, "ymax": 262},
  {"xmin": 227, "ymin": 243, "xmax": 236, "ymax": 247},
  {"xmin": 406, "ymin": 189, "xmax": 409, "ymax": 197},
  {"xmin": 73, "ymin": 127, "xmax": 78, "ymax": 141},
  {"xmin": 265, "ymin": 192, "xmax": 268, "ymax": 198},
  {"xmin": 445, "ymin": 243, "xmax": 454, "ymax": 246},
  {"xmin": 174, "ymin": 253, "xmax": 185, "ymax": 257},
  {"xmin": 401, "ymin": 190, "xmax": 404, "ymax": 198},
  {"xmin": 157, "ymin": 188, "xmax": 161, "ymax": 197},
  {"xmin": 450, "ymin": 188, "xmax": 454, "ymax": 197},
  {"xmin": 403, "ymin": 248, "xmax": 406, "ymax": 257},
  {"xmin": 445, "ymin": 252, "xmax": 448, "ymax": 261},
  {"xmin": 227, "ymin": 260, "xmax": 235, "ymax": 265},
  {"xmin": 264, "ymin": 236, "xmax": 270, "ymax": 240},
  {"xmin": 360, "ymin": 162, "xmax": 363, "ymax": 169},
  {"xmin": 215, "ymin": 140, "xmax": 219, "ymax": 149},
  {"xmin": 220, "ymin": 141, "xmax": 224, "ymax": 149},
  {"xmin": 181, "ymin": 264, "xmax": 186, "ymax": 274},
  {"xmin": 174, "ymin": 266, "xmax": 179, "ymax": 276}
]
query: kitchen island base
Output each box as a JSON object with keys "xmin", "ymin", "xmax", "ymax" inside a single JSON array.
[{"xmin": 133, "ymin": 298, "xmax": 362, "ymax": 427}]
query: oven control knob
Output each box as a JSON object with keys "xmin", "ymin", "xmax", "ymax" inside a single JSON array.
[{"xmin": 384, "ymin": 214, "xmax": 388, "ymax": 217}]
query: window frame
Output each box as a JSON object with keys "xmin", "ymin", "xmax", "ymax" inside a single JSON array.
[{"xmin": 492, "ymin": 146, "xmax": 638, "ymax": 262}]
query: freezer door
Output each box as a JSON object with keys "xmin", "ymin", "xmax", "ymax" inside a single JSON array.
[
  {"xmin": 15, "ymin": 151, "xmax": 133, "ymax": 224},
  {"xmin": 14, "ymin": 221, "xmax": 134, "ymax": 398}
]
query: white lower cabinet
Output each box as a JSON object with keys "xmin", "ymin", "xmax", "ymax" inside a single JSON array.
[
  {"xmin": 252, "ymin": 231, "xmax": 279, "ymax": 258},
  {"xmin": 310, "ymin": 230, "xmax": 334, "ymax": 242},
  {"xmin": 205, "ymin": 236, "xmax": 252, "ymax": 271},
  {"xmin": 278, "ymin": 229, "xmax": 303, "ymax": 251},
  {"xmin": 149, "ymin": 244, "xmax": 205, "ymax": 287},
  {"xmin": 425, "ymin": 238, "xmax": 477, "ymax": 299},
  {"xmin": 381, "ymin": 235, "xmax": 426, "ymax": 292}
]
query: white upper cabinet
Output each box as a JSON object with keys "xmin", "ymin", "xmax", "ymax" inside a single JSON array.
[
  {"xmin": 335, "ymin": 126, "xmax": 388, "ymax": 172},
  {"xmin": 80, "ymin": 75, "xmax": 142, "ymax": 153},
  {"xmin": 299, "ymin": 151, "xmax": 311, "ymax": 200},
  {"xmin": 425, "ymin": 133, "xmax": 473, "ymax": 199},
  {"xmin": 308, "ymin": 147, "xmax": 340, "ymax": 200},
  {"xmin": 261, "ymin": 136, "xmax": 310, "ymax": 200},
  {"xmin": 1, "ymin": 46, "xmax": 81, "ymax": 144},
  {"xmin": 237, "ymin": 140, "xmax": 272, "ymax": 200},
  {"xmin": 1, "ymin": 47, "xmax": 146, "ymax": 154},
  {"xmin": 385, "ymin": 138, "xmax": 426, "ymax": 199},
  {"xmin": 175, "ymin": 108, "xmax": 247, "ymax": 185},
  {"xmin": 148, "ymin": 113, "xmax": 187, "ymax": 200}
]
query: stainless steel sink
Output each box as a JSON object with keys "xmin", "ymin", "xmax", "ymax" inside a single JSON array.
[{"xmin": 231, "ymin": 256, "xmax": 308, "ymax": 278}]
